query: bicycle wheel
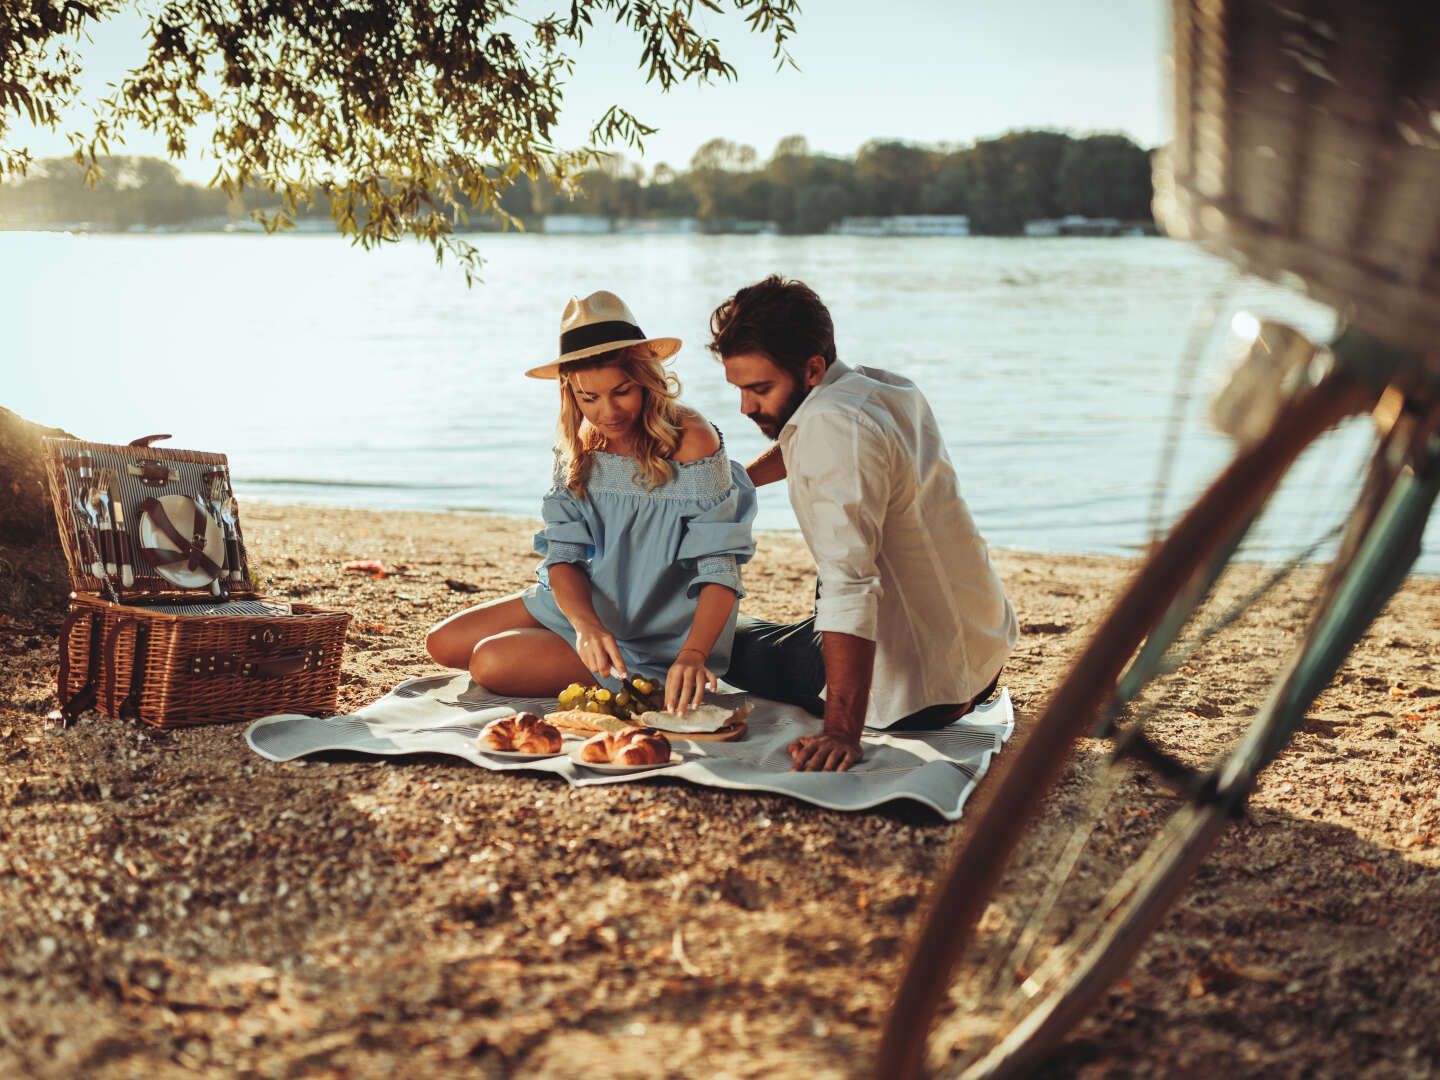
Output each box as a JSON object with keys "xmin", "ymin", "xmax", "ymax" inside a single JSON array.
[{"xmin": 874, "ymin": 372, "xmax": 1376, "ymax": 1080}]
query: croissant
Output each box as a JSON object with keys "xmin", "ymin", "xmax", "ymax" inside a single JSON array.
[
  {"xmin": 577, "ymin": 731, "xmax": 614, "ymax": 763},
  {"xmin": 577, "ymin": 727, "xmax": 671, "ymax": 765},
  {"xmin": 614, "ymin": 729, "xmax": 670, "ymax": 765},
  {"xmin": 479, "ymin": 712, "xmax": 562, "ymax": 754}
]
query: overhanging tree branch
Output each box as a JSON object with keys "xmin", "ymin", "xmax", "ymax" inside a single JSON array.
[{"xmin": 0, "ymin": 0, "xmax": 800, "ymax": 281}]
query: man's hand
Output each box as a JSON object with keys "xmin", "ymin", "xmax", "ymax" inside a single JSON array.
[
  {"xmin": 790, "ymin": 630, "xmax": 874, "ymax": 772},
  {"xmin": 787, "ymin": 731, "xmax": 862, "ymax": 772}
]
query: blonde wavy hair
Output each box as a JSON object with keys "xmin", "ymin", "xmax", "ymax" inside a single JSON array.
[{"xmin": 557, "ymin": 344, "xmax": 685, "ymax": 496}]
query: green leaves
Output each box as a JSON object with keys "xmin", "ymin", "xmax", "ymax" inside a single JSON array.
[{"xmin": 0, "ymin": 0, "xmax": 801, "ymax": 278}]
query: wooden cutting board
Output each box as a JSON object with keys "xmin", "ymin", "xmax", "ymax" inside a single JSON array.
[{"xmin": 655, "ymin": 718, "xmax": 747, "ymax": 742}]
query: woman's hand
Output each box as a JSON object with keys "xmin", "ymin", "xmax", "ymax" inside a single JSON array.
[
  {"xmin": 572, "ymin": 618, "xmax": 627, "ymax": 681},
  {"xmin": 665, "ymin": 647, "xmax": 718, "ymax": 712}
]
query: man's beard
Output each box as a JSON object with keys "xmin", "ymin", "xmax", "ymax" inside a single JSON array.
[{"xmin": 750, "ymin": 381, "xmax": 811, "ymax": 440}]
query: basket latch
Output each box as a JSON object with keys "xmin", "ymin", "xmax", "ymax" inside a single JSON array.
[
  {"xmin": 187, "ymin": 647, "xmax": 327, "ymax": 678},
  {"xmin": 130, "ymin": 459, "xmax": 177, "ymax": 487},
  {"xmin": 249, "ymin": 626, "xmax": 281, "ymax": 653}
]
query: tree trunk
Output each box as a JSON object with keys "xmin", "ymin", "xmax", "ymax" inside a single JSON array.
[{"xmin": 0, "ymin": 406, "xmax": 75, "ymax": 620}]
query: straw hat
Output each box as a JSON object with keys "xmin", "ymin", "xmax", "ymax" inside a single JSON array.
[{"xmin": 525, "ymin": 290, "xmax": 681, "ymax": 379}]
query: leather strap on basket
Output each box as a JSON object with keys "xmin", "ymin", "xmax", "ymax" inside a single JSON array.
[
  {"xmin": 186, "ymin": 647, "xmax": 328, "ymax": 679},
  {"xmin": 57, "ymin": 607, "xmax": 101, "ymax": 723},
  {"xmin": 138, "ymin": 496, "xmax": 223, "ymax": 579},
  {"xmin": 101, "ymin": 616, "xmax": 139, "ymax": 717},
  {"xmin": 123, "ymin": 620, "xmax": 147, "ymax": 719},
  {"xmin": 56, "ymin": 607, "xmax": 86, "ymax": 707}
]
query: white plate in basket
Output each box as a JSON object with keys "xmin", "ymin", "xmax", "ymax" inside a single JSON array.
[{"xmin": 137, "ymin": 494, "xmax": 225, "ymax": 589}]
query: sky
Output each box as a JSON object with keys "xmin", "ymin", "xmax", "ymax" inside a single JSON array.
[{"xmin": 6, "ymin": 0, "xmax": 1170, "ymax": 181}]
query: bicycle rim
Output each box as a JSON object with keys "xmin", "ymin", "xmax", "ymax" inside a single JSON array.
[{"xmin": 874, "ymin": 374, "xmax": 1374, "ymax": 1080}]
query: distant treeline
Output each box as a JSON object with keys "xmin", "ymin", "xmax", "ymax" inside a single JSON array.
[
  {"xmin": 516, "ymin": 131, "xmax": 1156, "ymax": 235},
  {"xmin": 0, "ymin": 156, "xmax": 239, "ymax": 229},
  {"xmin": 0, "ymin": 130, "xmax": 1155, "ymax": 235}
]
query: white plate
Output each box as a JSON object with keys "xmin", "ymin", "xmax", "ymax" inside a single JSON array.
[
  {"xmin": 477, "ymin": 747, "xmax": 565, "ymax": 761},
  {"xmin": 138, "ymin": 494, "xmax": 225, "ymax": 589},
  {"xmin": 567, "ymin": 747, "xmax": 681, "ymax": 772}
]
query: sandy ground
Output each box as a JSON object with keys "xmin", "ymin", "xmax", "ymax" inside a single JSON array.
[{"xmin": 2, "ymin": 501, "xmax": 1439, "ymax": 1079}]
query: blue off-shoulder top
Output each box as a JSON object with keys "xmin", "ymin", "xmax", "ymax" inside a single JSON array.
[{"xmin": 520, "ymin": 435, "xmax": 758, "ymax": 683}]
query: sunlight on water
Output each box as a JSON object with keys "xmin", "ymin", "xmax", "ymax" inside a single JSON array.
[{"xmin": 6, "ymin": 230, "xmax": 1425, "ymax": 572}]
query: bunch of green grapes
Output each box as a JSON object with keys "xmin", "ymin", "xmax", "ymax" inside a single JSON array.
[{"xmin": 556, "ymin": 677, "xmax": 663, "ymax": 719}]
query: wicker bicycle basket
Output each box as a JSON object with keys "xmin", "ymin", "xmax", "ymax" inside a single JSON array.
[
  {"xmin": 1154, "ymin": 0, "xmax": 1440, "ymax": 355},
  {"xmin": 44, "ymin": 436, "xmax": 350, "ymax": 728}
]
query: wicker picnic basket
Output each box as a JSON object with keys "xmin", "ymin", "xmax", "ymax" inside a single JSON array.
[
  {"xmin": 43, "ymin": 435, "xmax": 350, "ymax": 728},
  {"xmin": 1154, "ymin": 0, "xmax": 1440, "ymax": 356}
]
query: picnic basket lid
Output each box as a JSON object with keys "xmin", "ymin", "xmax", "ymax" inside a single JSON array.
[{"xmin": 42, "ymin": 435, "xmax": 259, "ymax": 602}]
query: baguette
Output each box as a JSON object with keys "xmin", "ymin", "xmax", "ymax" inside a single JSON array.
[{"xmin": 543, "ymin": 708, "xmax": 636, "ymax": 734}]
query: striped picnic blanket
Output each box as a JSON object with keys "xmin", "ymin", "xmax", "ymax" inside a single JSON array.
[{"xmin": 244, "ymin": 673, "xmax": 1014, "ymax": 820}]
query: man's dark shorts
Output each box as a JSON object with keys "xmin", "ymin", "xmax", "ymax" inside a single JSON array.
[{"xmin": 723, "ymin": 615, "xmax": 1000, "ymax": 731}]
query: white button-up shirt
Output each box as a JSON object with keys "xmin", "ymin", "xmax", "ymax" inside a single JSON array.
[{"xmin": 779, "ymin": 361, "xmax": 1018, "ymax": 729}]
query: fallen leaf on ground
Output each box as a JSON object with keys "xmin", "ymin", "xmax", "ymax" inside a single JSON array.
[
  {"xmin": 342, "ymin": 560, "xmax": 387, "ymax": 578},
  {"xmin": 445, "ymin": 578, "xmax": 483, "ymax": 593},
  {"xmin": 1188, "ymin": 952, "xmax": 1289, "ymax": 997}
]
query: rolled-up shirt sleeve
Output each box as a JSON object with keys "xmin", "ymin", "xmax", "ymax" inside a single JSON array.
[
  {"xmin": 532, "ymin": 481, "xmax": 594, "ymax": 581},
  {"xmin": 786, "ymin": 411, "xmax": 891, "ymax": 641},
  {"xmin": 676, "ymin": 461, "xmax": 758, "ymax": 598}
]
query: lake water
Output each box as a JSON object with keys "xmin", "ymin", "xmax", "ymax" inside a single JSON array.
[{"xmin": 5, "ymin": 230, "xmax": 1430, "ymax": 572}]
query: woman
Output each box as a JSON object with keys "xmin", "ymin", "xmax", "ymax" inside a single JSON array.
[{"xmin": 426, "ymin": 290, "xmax": 757, "ymax": 713}]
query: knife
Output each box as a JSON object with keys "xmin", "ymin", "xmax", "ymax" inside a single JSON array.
[
  {"xmin": 104, "ymin": 468, "xmax": 136, "ymax": 588},
  {"xmin": 92, "ymin": 483, "xmax": 117, "ymax": 578}
]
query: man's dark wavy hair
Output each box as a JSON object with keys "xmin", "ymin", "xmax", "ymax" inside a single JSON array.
[{"xmin": 707, "ymin": 274, "xmax": 837, "ymax": 379}]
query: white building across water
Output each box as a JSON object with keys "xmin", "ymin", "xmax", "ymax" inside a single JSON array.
[
  {"xmin": 831, "ymin": 215, "xmax": 971, "ymax": 236},
  {"xmin": 1023, "ymin": 215, "xmax": 1144, "ymax": 237}
]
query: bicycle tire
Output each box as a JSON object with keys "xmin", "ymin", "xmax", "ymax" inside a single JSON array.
[{"xmin": 874, "ymin": 374, "xmax": 1374, "ymax": 1080}]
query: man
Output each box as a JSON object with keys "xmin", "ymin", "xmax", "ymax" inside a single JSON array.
[{"xmin": 709, "ymin": 275, "xmax": 1018, "ymax": 772}]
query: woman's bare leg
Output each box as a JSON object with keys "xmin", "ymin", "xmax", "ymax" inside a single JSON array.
[
  {"xmin": 468, "ymin": 628, "xmax": 594, "ymax": 696},
  {"xmin": 425, "ymin": 594, "xmax": 593, "ymax": 696},
  {"xmin": 425, "ymin": 594, "xmax": 538, "ymax": 668}
]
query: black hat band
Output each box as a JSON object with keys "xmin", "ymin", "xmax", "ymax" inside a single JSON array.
[{"xmin": 560, "ymin": 320, "xmax": 644, "ymax": 356}]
